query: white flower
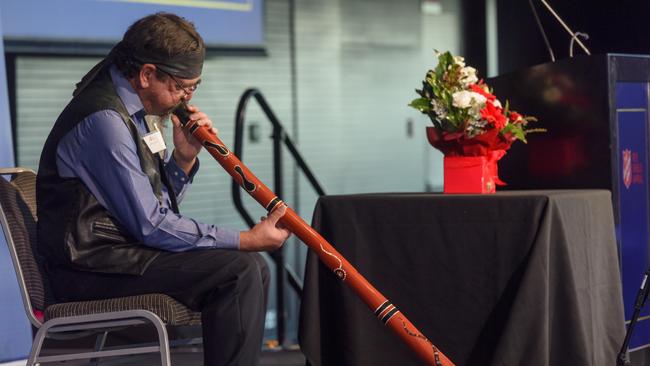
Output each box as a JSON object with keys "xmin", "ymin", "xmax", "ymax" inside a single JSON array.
[
  {"xmin": 493, "ymin": 99, "xmax": 502, "ymax": 109},
  {"xmin": 431, "ymin": 99, "xmax": 448, "ymax": 119},
  {"xmin": 466, "ymin": 119, "xmax": 488, "ymax": 137},
  {"xmin": 452, "ymin": 90, "xmax": 487, "ymax": 109},
  {"xmin": 459, "ymin": 66, "xmax": 478, "ymax": 86},
  {"xmin": 453, "ymin": 55, "xmax": 465, "ymax": 67}
]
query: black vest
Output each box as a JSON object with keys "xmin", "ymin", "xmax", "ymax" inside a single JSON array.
[{"xmin": 37, "ymin": 69, "xmax": 165, "ymax": 275}]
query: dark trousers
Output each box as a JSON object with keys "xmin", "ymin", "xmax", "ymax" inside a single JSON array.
[{"xmin": 48, "ymin": 250, "xmax": 270, "ymax": 366}]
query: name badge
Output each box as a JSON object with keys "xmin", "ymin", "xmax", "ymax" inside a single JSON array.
[{"xmin": 143, "ymin": 128, "xmax": 167, "ymax": 154}]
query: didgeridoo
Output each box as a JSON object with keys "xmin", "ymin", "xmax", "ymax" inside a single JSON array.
[{"xmin": 173, "ymin": 103, "xmax": 455, "ymax": 366}]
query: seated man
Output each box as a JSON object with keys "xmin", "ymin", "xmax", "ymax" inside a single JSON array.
[{"xmin": 36, "ymin": 12, "xmax": 290, "ymax": 366}]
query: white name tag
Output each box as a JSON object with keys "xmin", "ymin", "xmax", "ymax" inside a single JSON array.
[
  {"xmin": 143, "ymin": 130, "xmax": 166, "ymax": 154},
  {"xmin": 142, "ymin": 115, "xmax": 167, "ymax": 155}
]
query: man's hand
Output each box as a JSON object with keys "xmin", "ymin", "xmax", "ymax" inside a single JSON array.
[
  {"xmin": 240, "ymin": 204, "xmax": 291, "ymax": 251},
  {"xmin": 170, "ymin": 104, "xmax": 218, "ymax": 175}
]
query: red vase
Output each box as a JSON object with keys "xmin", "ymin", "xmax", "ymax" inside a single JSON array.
[{"xmin": 443, "ymin": 155, "xmax": 498, "ymax": 194}]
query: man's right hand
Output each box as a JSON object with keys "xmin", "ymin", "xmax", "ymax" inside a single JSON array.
[{"xmin": 239, "ymin": 204, "xmax": 291, "ymax": 251}]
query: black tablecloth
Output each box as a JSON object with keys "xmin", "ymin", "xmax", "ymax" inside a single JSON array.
[{"xmin": 298, "ymin": 191, "xmax": 625, "ymax": 366}]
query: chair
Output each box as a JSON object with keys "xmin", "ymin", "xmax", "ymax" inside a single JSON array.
[{"xmin": 0, "ymin": 167, "xmax": 202, "ymax": 365}]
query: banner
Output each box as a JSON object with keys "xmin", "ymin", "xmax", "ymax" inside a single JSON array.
[
  {"xmin": 0, "ymin": 0, "xmax": 264, "ymax": 49},
  {"xmin": 0, "ymin": 8, "xmax": 31, "ymax": 363}
]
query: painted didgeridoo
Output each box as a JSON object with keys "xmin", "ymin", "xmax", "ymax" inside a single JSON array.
[{"xmin": 173, "ymin": 104, "xmax": 455, "ymax": 366}]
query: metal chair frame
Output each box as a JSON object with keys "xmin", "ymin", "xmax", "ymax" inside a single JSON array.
[{"xmin": 0, "ymin": 167, "xmax": 195, "ymax": 365}]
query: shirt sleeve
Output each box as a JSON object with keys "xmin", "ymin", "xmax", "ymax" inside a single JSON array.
[
  {"xmin": 56, "ymin": 110, "xmax": 240, "ymax": 251},
  {"xmin": 164, "ymin": 154, "xmax": 200, "ymax": 203}
]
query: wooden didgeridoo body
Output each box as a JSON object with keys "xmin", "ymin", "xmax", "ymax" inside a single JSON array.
[{"xmin": 173, "ymin": 104, "xmax": 455, "ymax": 366}]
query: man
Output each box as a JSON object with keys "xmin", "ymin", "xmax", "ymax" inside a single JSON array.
[{"xmin": 36, "ymin": 13, "xmax": 290, "ymax": 366}]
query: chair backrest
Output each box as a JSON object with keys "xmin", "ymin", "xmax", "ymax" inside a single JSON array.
[{"xmin": 0, "ymin": 168, "xmax": 46, "ymax": 327}]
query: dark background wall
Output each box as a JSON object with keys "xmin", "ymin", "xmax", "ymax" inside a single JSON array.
[
  {"xmin": 460, "ymin": 0, "xmax": 487, "ymax": 75},
  {"xmin": 463, "ymin": 0, "xmax": 650, "ymax": 76},
  {"xmin": 499, "ymin": 0, "xmax": 650, "ymax": 73}
]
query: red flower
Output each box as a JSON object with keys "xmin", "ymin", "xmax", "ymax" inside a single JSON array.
[
  {"xmin": 469, "ymin": 83, "xmax": 496, "ymax": 101},
  {"xmin": 426, "ymin": 125, "xmax": 514, "ymax": 157},
  {"xmin": 508, "ymin": 111, "xmax": 523, "ymax": 123},
  {"xmin": 480, "ymin": 101, "xmax": 507, "ymax": 130}
]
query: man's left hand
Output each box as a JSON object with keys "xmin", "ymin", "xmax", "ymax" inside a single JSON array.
[{"xmin": 170, "ymin": 104, "xmax": 218, "ymax": 174}]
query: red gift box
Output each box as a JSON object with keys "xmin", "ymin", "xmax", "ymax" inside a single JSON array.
[{"xmin": 443, "ymin": 151, "xmax": 506, "ymax": 194}]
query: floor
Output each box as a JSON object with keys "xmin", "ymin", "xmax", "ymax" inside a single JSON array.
[
  {"xmin": 39, "ymin": 348, "xmax": 306, "ymax": 365},
  {"xmin": 36, "ymin": 326, "xmax": 306, "ymax": 366},
  {"xmin": 34, "ymin": 326, "xmax": 306, "ymax": 366}
]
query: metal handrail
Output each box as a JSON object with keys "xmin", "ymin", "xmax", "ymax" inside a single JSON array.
[{"xmin": 232, "ymin": 88, "xmax": 325, "ymax": 346}]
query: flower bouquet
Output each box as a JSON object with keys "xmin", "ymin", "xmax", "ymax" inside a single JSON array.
[{"xmin": 409, "ymin": 51, "xmax": 542, "ymax": 193}]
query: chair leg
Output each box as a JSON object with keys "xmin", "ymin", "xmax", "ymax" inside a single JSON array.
[
  {"xmin": 150, "ymin": 319, "xmax": 171, "ymax": 365},
  {"xmin": 27, "ymin": 311, "xmax": 171, "ymax": 365},
  {"xmin": 90, "ymin": 331, "xmax": 109, "ymax": 365},
  {"xmin": 27, "ymin": 325, "xmax": 50, "ymax": 366},
  {"xmin": 157, "ymin": 327, "xmax": 171, "ymax": 365}
]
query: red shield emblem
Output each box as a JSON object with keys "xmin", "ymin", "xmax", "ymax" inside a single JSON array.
[{"xmin": 623, "ymin": 149, "xmax": 632, "ymax": 189}]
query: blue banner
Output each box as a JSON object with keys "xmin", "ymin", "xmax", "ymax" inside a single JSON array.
[
  {"xmin": 617, "ymin": 82, "xmax": 650, "ymax": 350},
  {"xmin": 0, "ymin": 0, "xmax": 264, "ymax": 48},
  {"xmin": 0, "ymin": 8, "xmax": 31, "ymax": 363}
]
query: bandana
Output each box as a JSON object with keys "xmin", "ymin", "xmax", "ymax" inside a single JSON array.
[
  {"xmin": 73, "ymin": 41, "xmax": 204, "ymax": 97},
  {"xmin": 130, "ymin": 48, "xmax": 204, "ymax": 80}
]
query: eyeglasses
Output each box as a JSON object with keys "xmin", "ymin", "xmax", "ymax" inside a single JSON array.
[{"xmin": 156, "ymin": 67, "xmax": 200, "ymax": 95}]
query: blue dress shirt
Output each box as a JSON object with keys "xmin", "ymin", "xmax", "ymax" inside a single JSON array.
[{"xmin": 55, "ymin": 66, "xmax": 240, "ymax": 251}]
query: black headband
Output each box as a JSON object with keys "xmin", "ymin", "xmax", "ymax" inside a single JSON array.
[
  {"xmin": 131, "ymin": 48, "xmax": 205, "ymax": 79},
  {"xmin": 73, "ymin": 41, "xmax": 204, "ymax": 97}
]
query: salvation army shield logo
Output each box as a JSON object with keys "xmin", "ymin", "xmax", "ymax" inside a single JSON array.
[{"xmin": 623, "ymin": 149, "xmax": 632, "ymax": 189}]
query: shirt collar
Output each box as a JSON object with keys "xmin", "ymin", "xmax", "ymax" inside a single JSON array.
[{"xmin": 109, "ymin": 65, "xmax": 144, "ymax": 118}]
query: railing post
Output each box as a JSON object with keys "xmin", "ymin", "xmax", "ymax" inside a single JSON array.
[
  {"xmin": 233, "ymin": 88, "xmax": 326, "ymax": 347},
  {"xmin": 272, "ymin": 122, "xmax": 286, "ymax": 347}
]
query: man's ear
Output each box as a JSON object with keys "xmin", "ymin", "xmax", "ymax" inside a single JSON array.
[{"xmin": 138, "ymin": 64, "xmax": 157, "ymax": 89}]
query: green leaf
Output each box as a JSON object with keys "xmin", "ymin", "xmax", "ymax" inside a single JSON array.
[
  {"xmin": 409, "ymin": 98, "xmax": 431, "ymax": 112},
  {"xmin": 502, "ymin": 124, "xmax": 526, "ymax": 142},
  {"xmin": 438, "ymin": 51, "xmax": 453, "ymax": 67}
]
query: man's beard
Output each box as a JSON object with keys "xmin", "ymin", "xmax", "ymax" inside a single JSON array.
[
  {"xmin": 156, "ymin": 103, "xmax": 181, "ymax": 127},
  {"xmin": 158, "ymin": 100, "xmax": 184, "ymax": 125},
  {"xmin": 159, "ymin": 112, "xmax": 171, "ymax": 127}
]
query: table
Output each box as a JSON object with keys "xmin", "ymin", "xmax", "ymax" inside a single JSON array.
[{"xmin": 298, "ymin": 191, "xmax": 625, "ymax": 366}]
